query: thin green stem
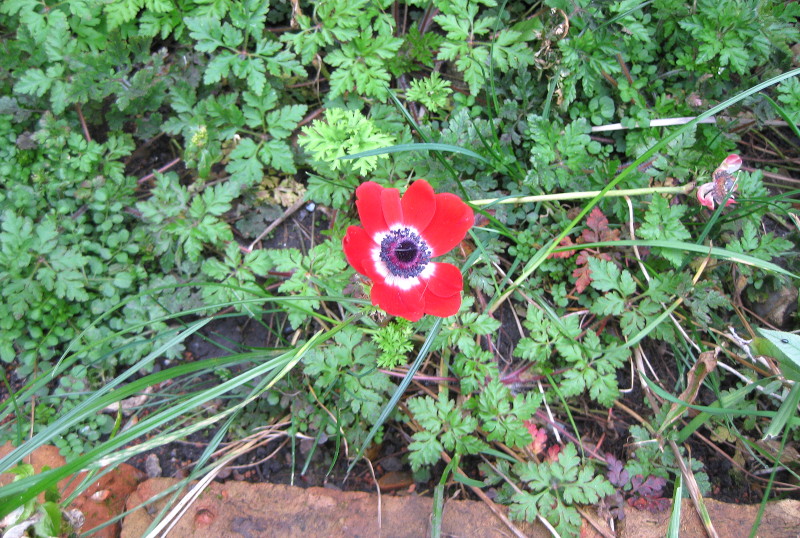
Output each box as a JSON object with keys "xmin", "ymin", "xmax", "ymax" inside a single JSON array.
[{"xmin": 470, "ymin": 184, "xmax": 693, "ymax": 206}]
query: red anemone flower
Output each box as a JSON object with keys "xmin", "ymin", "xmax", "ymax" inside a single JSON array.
[
  {"xmin": 697, "ymin": 154, "xmax": 742, "ymax": 210},
  {"xmin": 343, "ymin": 179, "xmax": 473, "ymax": 322}
]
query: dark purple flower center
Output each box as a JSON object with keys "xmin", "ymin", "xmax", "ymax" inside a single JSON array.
[{"xmin": 380, "ymin": 228, "xmax": 431, "ymax": 278}]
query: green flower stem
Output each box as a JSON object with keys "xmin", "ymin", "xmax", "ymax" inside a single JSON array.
[{"xmin": 470, "ymin": 184, "xmax": 693, "ymax": 206}]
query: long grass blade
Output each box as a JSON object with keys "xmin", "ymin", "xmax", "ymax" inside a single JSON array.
[
  {"xmin": 340, "ymin": 142, "xmax": 491, "ymax": 165},
  {"xmin": 667, "ymin": 473, "xmax": 682, "ymax": 538}
]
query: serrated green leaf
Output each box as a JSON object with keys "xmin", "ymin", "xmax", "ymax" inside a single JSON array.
[
  {"xmin": 259, "ymin": 139, "xmax": 296, "ymax": 173},
  {"xmin": 619, "ymin": 270, "xmax": 637, "ymax": 296},
  {"xmin": 204, "ymin": 53, "xmax": 236, "ymax": 84},
  {"xmin": 112, "ymin": 272, "xmax": 133, "ymax": 289},
  {"xmin": 202, "ymin": 257, "xmax": 230, "ymax": 280},
  {"xmin": 14, "ymin": 68, "xmax": 51, "ymax": 97},
  {"xmin": 245, "ymin": 250, "xmax": 271, "ymax": 276},
  {"xmin": 590, "ymin": 293, "xmax": 625, "ymax": 316},
  {"xmin": 587, "ymin": 257, "xmax": 620, "ymax": 292},
  {"xmin": 638, "ymin": 196, "xmax": 691, "ymax": 267},
  {"xmin": 266, "ymin": 104, "xmax": 308, "ymax": 139},
  {"xmin": 104, "ymin": 0, "xmax": 143, "ymax": 29},
  {"xmin": 186, "ymin": 17, "xmax": 225, "ymax": 52},
  {"xmin": 226, "ymin": 138, "xmax": 264, "ymax": 184}
]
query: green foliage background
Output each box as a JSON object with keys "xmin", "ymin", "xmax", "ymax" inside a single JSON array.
[{"xmin": 1, "ymin": 0, "xmax": 799, "ymax": 534}]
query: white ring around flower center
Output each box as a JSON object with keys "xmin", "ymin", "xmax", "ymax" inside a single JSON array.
[
  {"xmin": 371, "ymin": 245, "xmax": 435, "ymax": 290},
  {"xmin": 373, "ymin": 224, "xmax": 421, "ymax": 245}
]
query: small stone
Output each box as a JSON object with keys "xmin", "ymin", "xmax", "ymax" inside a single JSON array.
[
  {"xmin": 299, "ymin": 437, "xmax": 315, "ymax": 455},
  {"xmin": 194, "ymin": 508, "xmax": 214, "ymax": 527},
  {"xmin": 216, "ymin": 466, "xmax": 232, "ymax": 480},
  {"xmin": 377, "ymin": 471, "xmax": 413, "ymax": 492},
  {"xmin": 380, "ymin": 456, "xmax": 403, "ymax": 472},
  {"xmin": 144, "ymin": 454, "xmax": 162, "ymax": 479},
  {"xmin": 90, "ymin": 489, "xmax": 110, "ymax": 502},
  {"xmin": 63, "ymin": 509, "xmax": 85, "ymax": 531},
  {"xmin": 747, "ymin": 284, "xmax": 798, "ymax": 329}
]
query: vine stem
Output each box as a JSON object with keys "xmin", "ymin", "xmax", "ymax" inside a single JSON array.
[{"xmin": 470, "ymin": 184, "xmax": 693, "ymax": 206}]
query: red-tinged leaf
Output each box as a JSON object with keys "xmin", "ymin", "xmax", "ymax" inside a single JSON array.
[
  {"xmin": 573, "ymin": 252, "xmax": 593, "ymax": 293},
  {"xmin": 572, "ymin": 252, "xmax": 613, "ymax": 294},
  {"xmin": 646, "ymin": 497, "xmax": 671, "ymax": 513},
  {"xmin": 581, "ymin": 228, "xmax": 597, "ymax": 244},
  {"xmin": 606, "ymin": 454, "xmax": 629, "ymax": 487},
  {"xmin": 579, "ymin": 207, "xmax": 621, "ymax": 243},
  {"xmin": 551, "ymin": 236, "xmax": 576, "ymax": 259},
  {"xmin": 627, "ymin": 495, "xmax": 670, "ymax": 513},
  {"xmin": 628, "ymin": 497, "xmax": 649, "ymax": 510},
  {"xmin": 524, "ymin": 421, "xmax": 547, "ymax": 455},
  {"xmin": 600, "ymin": 226, "xmax": 620, "ymax": 242},
  {"xmin": 581, "ymin": 207, "xmax": 610, "ymax": 243},
  {"xmin": 586, "ymin": 207, "xmax": 609, "ymax": 234},
  {"xmin": 632, "ymin": 475, "xmax": 666, "ymax": 497},
  {"xmin": 572, "ymin": 264, "xmax": 593, "ymax": 294},
  {"xmin": 545, "ymin": 444, "xmax": 561, "ymax": 462},
  {"xmin": 474, "ymin": 209, "xmax": 494, "ymax": 227}
]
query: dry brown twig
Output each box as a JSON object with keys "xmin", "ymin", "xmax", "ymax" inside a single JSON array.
[{"xmin": 245, "ymin": 196, "xmax": 307, "ymax": 252}]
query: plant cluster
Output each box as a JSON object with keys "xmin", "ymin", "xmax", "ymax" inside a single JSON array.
[{"xmin": 1, "ymin": 0, "xmax": 799, "ymax": 535}]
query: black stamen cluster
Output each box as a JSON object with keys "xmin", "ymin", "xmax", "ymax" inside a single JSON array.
[{"xmin": 380, "ymin": 228, "xmax": 431, "ymax": 278}]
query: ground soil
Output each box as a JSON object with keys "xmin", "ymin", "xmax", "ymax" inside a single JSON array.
[{"xmin": 123, "ymin": 309, "xmax": 790, "ymax": 511}]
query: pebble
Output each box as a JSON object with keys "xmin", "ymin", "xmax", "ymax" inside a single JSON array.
[{"xmin": 145, "ymin": 454, "xmax": 162, "ymax": 478}]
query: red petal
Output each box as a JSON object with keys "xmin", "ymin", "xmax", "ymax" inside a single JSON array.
[
  {"xmin": 696, "ymin": 184, "xmax": 715, "ymax": 209},
  {"xmin": 400, "ymin": 180, "xmax": 436, "ymax": 232},
  {"xmin": 356, "ymin": 182, "xmax": 389, "ymax": 238},
  {"xmin": 422, "ymin": 290, "xmax": 462, "ymax": 318},
  {"xmin": 422, "ymin": 193, "xmax": 473, "ymax": 256},
  {"xmin": 381, "ymin": 187, "xmax": 403, "ymax": 227},
  {"xmin": 720, "ymin": 154, "xmax": 742, "ymax": 173},
  {"xmin": 423, "ymin": 262, "xmax": 463, "ymax": 297},
  {"xmin": 342, "ymin": 226, "xmax": 379, "ymax": 278},
  {"xmin": 370, "ymin": 281, "xmax": 425, "ymax": 322}
]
